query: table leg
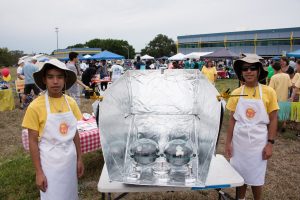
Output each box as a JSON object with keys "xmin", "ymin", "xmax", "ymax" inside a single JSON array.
[
  {"xmin": 114, "ymin": 193, "xmax": 129, "ymax": 200},
  {"xmin": 235, "ymin": 187, "xmax": 239, "ymax": 200},
  {"xmin": 101, "ymin": 193, "xmax": 105, "ymax": 200},
  {"xmin": 108, "ymin": 193, "xmax": 112, "ymax": 200}
]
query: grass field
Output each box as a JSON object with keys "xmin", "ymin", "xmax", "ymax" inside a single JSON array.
[{"xmin": 0, "ymin": 68, "xmax": 299, "ymax": 200}]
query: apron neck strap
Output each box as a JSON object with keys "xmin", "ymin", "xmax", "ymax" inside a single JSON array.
[
  {"xmin": 45, "ymin": 91, "xmax": 71, "ymax": 113},
  {"xmin": 241, "ymin": 84, "xmax": 263, "ymax": 99}
]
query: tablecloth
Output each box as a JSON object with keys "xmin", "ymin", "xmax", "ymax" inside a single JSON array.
[
  {"xmin": 22, "ymin": 117, "xmax": 101, "ymax": 154},
  {"xmin": 0, "ymin": 89, "xmax": 15, "ymax": 111}
]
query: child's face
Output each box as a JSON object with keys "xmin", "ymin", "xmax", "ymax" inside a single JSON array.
[{"xmin": 43, "ymin": 68, "xmax": 65, "ymax": 95}]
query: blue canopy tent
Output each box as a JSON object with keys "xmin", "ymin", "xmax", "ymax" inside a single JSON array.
[
  {"xmin": 287, "ymin": 49, "xmax": 300, "ymax": 58},
  {"xmin": 59, "ymin": 57, "xmax": 69, "ymax": 61},
  {"xmin": 90, "ymin": 50, "xmax": 124, "ymax": 60}
]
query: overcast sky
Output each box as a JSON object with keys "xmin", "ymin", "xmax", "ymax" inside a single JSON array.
[{"xmin": 1, "ymin": 0, "xmax": 299, "ymax": 54}]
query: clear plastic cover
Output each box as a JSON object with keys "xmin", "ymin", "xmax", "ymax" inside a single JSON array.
[{"xmin": 99, "ymin": 69, "xmax": 222, "ymax": 187}]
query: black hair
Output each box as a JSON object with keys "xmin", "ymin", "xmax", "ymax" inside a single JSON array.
[
  {"xmin": 280, "ymin": 56, "xmax": 289, "ymax": 66},
  {"xmin": 69, "ymin": 52, "xmax": 78, "ymax": 61},
  {"xmin": 272, "ymin": 62, "xmax": 281, "ymax": 71},
  {"xmin": 286, "ymin": 67, "xmax": 294, "ymax": 75}
]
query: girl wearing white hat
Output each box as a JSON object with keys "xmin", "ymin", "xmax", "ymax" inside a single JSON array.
[
  {"xmin": 22, "ymin": 59, "xmax": 84, "ymax": 200},
  {"xmin": 225, "ymin": 56, "xmax": 279, "ymax": 200}
]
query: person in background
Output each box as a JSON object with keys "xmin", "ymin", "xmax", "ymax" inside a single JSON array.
[
  {"xmin": 99, "ymin": 60, "xmax": 109, "ymax": 91},
  {"xmin": 201, "ymin": 59, "xmax": 217, "ymax": 84},
  {"xmin": 21, "ymin": 57, "xmax": 40, "ymax": 109},
  {"xmin": 266, "ymin": 60, "xmax": 274, "ymax": 85},
  {"xmin": 22, "ymin": 59, "xmax": 84, "ymax": 199},
  {"xmin": 66, "ymin": 52, "xmax": 89, "ymax": 105},
  {"xmin": 17, "ymin": 60, "xmax": 25, "ymax": 80},
  {"xmin": 133, "ymin": 56, "xmax": 145, "ymax": 70},
  {"xmin": 280, "ymin": 56, "xmax": 294, "ymax": 74},
  {"xmin": 80, "ymin": 60, "xmax": 88, "ymax": 72},
  {"xmin": 269, "ymin": 62, "xmax": 292, "ymax": 132},
  {"xmin": 291, "ymin": 60, "xmax": 300, "ymax": 101},
  {"xmin": 81, "ymin": 64, "xmax": 97, "ymax": 90},
  {"xmin": 110, "ymin": 60, "xmax": 124, "ymax": 82},
  {"xmin": 225, "ymin": 56, "xmax": 278, "ymax": 200},
  {"xmin": 184, "ymin": 58, "xmax": 191, "ymax": 69},
  {"xmin": 289, "ymin": 57, "xmax": 296, "ymax": 71}
]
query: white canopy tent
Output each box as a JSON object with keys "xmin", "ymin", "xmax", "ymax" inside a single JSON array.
[
  {"xmin": 83, "ymin": 54, "xmax": 92, "ymax": 59},
  {"xmin": 141, "ymin": 54, "xmax": 154, "ymax": 60},
  {"xmin": 184, "ymin": 52, "xmax": 212, "ymax": 60},
  {"xmin": 168, "ymin": 53, "xmax": 185, "ymax": 61}
]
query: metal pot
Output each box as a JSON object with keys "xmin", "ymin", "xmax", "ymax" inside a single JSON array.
[
  {"xmin": 130, "ymin": 138, "xmax": 159, "ymax": 165},
  {"xmin": 164, "ymin": 139, "xmax": 195, "ymax": 166}
]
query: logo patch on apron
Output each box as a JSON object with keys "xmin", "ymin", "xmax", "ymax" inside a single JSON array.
[
  {"xmin": 59, "ymin": 122, "xmax": 69, "ymax": 135},
  {"xmin": 245, "ymin": 108, "xmax": 256, "ymax": 119}
]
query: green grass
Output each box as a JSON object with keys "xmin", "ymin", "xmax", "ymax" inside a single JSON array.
[{"xmin": 0, "ymin": 153, "xmax": 38, "ymax": 200}]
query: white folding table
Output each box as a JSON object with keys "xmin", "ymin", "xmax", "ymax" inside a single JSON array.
[{"xmin": 98, "ymin": 154, "xmax": 244, "ymax": 200}]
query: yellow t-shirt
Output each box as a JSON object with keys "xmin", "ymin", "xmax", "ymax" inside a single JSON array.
[
  {"xmin": 269, "ymin": 73, "xmax": 292, "ymax": 102},
  {"xmin": 226, "ymin": 84, "xmax": 279, "ymax": 114},
  {"xmin": 201, "ymin": 66, "xmax": 217, "ymax": 83},
  {"xmin": 22, "ymin": 94, "xmax": 82, "ymax": 137},
  {"xmin": 295, "ymin": 76, "xmax": 300, "ymax": 88},
  {"xmin": 291, "ymin": 73, "xmax": 300, "ymax": 85}
]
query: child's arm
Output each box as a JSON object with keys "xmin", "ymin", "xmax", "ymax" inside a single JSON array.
[
  {"xmin": 73, "ymin": 132, "xmax": 84, "ymax": 178},
  {"xmin": 28, "ymin": 129, "xmax": 48, "ymax": 192}
]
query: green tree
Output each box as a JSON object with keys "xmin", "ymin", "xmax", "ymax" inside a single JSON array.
[
  {"xmin": 85, "ymin": 39, "xmax": 135, "ymax": 59},
  {"xmin": 67, "ymin": 43, "xmax": 86, "ymax": 48},
  {"xmin": 66, "ymin": 39, "xmax": 135, "ymax": 59},
  {"xmin": 0, "ymin": 48, "xmax": 24, "ymax": 66},
  {"xmin": 141, "ymin": 34, "xmax": 176, "ymax": 58}
]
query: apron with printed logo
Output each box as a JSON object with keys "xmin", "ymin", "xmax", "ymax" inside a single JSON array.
[
  {"xmin": 39, "ymin": 92, "xmax": 78, "ymax": 200},
  {"xmin": 230, "ymin": 84, "xmax": 270, "ymax": 186}
]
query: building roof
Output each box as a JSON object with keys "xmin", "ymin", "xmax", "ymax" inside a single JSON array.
[{"xmin": 178, "ymin": 27, "xmax": 300, "ymax": 39}]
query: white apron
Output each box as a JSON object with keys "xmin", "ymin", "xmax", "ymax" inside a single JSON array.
[
  {"xmin": 230, "ymin": 84, "xmax": 270, "ymax": 186},
  {"xmin": 39, "ymin": 92, "xmax": 78, "ymax": 200}
]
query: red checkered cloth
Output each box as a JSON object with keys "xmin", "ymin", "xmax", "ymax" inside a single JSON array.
[{"xmin": 22, "ymin": 118, "xmax": 101, "ymax": 154}]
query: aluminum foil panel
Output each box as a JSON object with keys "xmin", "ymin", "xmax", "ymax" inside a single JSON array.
[{"xmin": 99, "ymin": 69, "xmax": 222, "ymax": 187}]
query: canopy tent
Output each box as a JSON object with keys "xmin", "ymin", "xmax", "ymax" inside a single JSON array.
[
  {"xmin": 202, "ymin": 48, "xmax": 239, "ymax": 59},
  {"xmin": 271, "ymin": 56, "xmax": 281, "ymax": 60},
  {"xmin": 241, "ymin": 53, "xmax": 263, "ymax": 60},
  {"xmin": 83, "ymin": 54, "xmax": 91, "ymax": 58},
  {"xmin": 83, "ymin": 54, "xmax": 92, "ymax": 59},
  {"xmin": 287, "ymin": 49, "xmax": 300, "ymax": 58},
  {"xmin": 157, "ymin": 56, "xmax": 169, "ymax": 60},
  {"xmin": 168, "ymin": 53, "xmax": 185, "ymax": 61},
  {"xmin": 59, "ymin": 57, "xmax": 70, "ymax": 61},
  {"xmin": 141, "ymin": 54, "xmax": 154, "ymax": 60},
  {"xmin": 184, "ymin": 52, "xmax": 212, "ymax": 60},
  {"xmin": 90, "ymin": 50, "xmax": 124, "ymax": 60}
]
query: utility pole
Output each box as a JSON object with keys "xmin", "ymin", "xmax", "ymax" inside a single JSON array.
[{"xmin": 55, "ymin": 27, "xmax": 59, "ymax": 52}]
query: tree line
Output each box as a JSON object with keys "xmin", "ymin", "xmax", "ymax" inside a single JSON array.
[
  {"xmin": 0, "ymin": 48, "xmax": 24, "ymax": 66},
  {"xmin": 67, "ymin": 34, "xmax": 176, "ymax": 59},
  {"xmin": 0, "ymin": 34, "xmax": 176, "ymax": 66}
]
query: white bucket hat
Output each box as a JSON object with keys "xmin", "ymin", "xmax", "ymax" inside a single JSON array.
[
  {"xmin": 18, "ymin": 60, "xmax": 25, "ymax": 65},
  {"xmin": 33, "ymin": 59, "xmax": 77, "ymax": 90}
]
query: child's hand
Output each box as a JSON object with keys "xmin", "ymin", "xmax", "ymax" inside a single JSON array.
[
  {"xmin": 36, "ymin": 171, "xmax": 47, "ymax": 192},
  {"xmin": 77, "ymin": 159, "xmax": 84, "ymax": 178}
]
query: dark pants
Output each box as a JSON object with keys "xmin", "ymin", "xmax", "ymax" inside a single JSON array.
[{"xmin": 101, "ymin": 82, "xmax": 108, "ymax": 91}]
